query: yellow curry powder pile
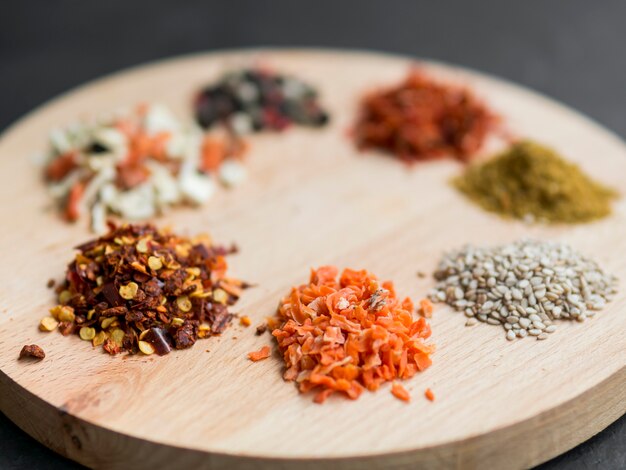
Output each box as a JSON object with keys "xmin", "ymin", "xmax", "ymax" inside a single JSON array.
[{"xmin": 454, "ymin": 141, "xmax": 617, "ymax": 223}]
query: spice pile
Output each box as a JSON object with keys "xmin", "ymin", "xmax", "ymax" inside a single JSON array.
[
  {"xmin": 195, "ymin": 68, "xmax": 329, "ymax": 133},
  {"xmin": 454, "ymin": 141, "xmax": 617, "ymax": 223},
  {"xmin": 430, "ymin": 239, "xmax": 618, "ymax": 340},
  {"xmin": 40, "ymin": 223, "xmax": 247, "ymax": 355},
  {"xmin": 271, "ymin": 266, "xmax": 434, "ymax": 403},
  {"xmin": 44, "ymin": 104, "xmax": 247, "ymax": 232},
  {"xmin": 354, "ymin": 69, "xmax": 496, "ymax": 162}
]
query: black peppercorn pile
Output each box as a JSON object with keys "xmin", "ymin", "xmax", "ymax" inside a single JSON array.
[
  {"xmin": 40, "ymin": 223, "xmax": 248, "ymax": 356},
  {"xmin": 195, "ymin": 68, "xmax": 330, "ymax": 134}
]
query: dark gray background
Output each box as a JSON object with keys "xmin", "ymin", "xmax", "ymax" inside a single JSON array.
[{"xmin": 0, "ymin": 1, "xmax": 624, "ymax": 468}]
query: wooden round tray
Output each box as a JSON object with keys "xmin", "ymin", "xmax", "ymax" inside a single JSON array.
[{"xmin": 0, "ymin": 49, "xmax": 624, "ymax": 469}]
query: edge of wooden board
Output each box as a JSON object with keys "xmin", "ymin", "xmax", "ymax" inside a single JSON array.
[{"xmin": 1, "ymin": 365, "xmax": 624, "ymax": 469}]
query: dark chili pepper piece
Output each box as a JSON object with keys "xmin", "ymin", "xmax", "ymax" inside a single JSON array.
[
  {"xmin": 19, "ymin": 344, "xmax": 45, "ymax": 360},
  {"xmin": 142, "ymin": 327, "xmax": 172, "ymax": 355}
]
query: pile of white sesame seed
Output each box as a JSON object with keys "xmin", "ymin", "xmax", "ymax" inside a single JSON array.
[{"xmin": 429, "ymin": 240, "xmax": 618, "ymax": 340}]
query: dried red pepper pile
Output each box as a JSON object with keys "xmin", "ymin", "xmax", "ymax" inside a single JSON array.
[
  {"xmin": 355, "ymin": 70, "xmax": 496, "ymax": 162},
  {"xmin": 41, "ymin": 223, "xmax": 247, "ymax": 356}
]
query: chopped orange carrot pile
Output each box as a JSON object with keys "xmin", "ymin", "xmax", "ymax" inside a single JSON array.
[
  {"xmin": 391, "ymin": 382, "xmax": 411, "ymax": 402},
  {"xmin": 425, "ymin": 388, "xmax": 435, "ymax": 402},
  {"xmin": 271, "ymin": 266, "xmax": 435, "ymax": 404},
  {"xmin": 248, "ymin": 345, "xmax": 271, "ymax": 362}
]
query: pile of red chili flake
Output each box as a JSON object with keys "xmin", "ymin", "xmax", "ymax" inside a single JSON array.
[
  {"xmin": 40, "ymin": 223, "xmax": 247, "ymax": 356},
  {"xmin": 354, "ymin": 69, "xmax": 497, "ymax": 162}
]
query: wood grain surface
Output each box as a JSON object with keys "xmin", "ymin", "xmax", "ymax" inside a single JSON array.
[{"xmin": 0, "ymin": 49, "xmax": 624, "ymax": 469}]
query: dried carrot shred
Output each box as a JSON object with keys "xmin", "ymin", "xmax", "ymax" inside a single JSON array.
[
  {"xmin": 419, "ymin": 299, "xmax": 434, "ymax": 318},
  {"xmin": 271, "ymin": 266, "xmax": 435, "ymax": 404},
  {"xmin": 391, "ymin": 382, "xmax": 411, "ymax": 402},
  {"xmin": 248, "ymin": 345, "xmax": 271, "ymax": 362},
  {"xmin": 240, "ymin": 316, "xmax": 252, "ymax": 327},
  {"xmin": 425, "ymin": 388, "xmax": 435, "ymax": 402},
  {"xmin": 65, "ymin": 181, "xmax": 85, "ymax": 222},
  {"xmin": 200, "ymin": 137, "xmax": 227, "ymax": 172},
  {"xmin": 200, "ymin": 135, "xmax": 248, "ymax": 173},
  {"xmin": 45, "ymin": 151, "xmax": 77, "ymax": 182}
]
